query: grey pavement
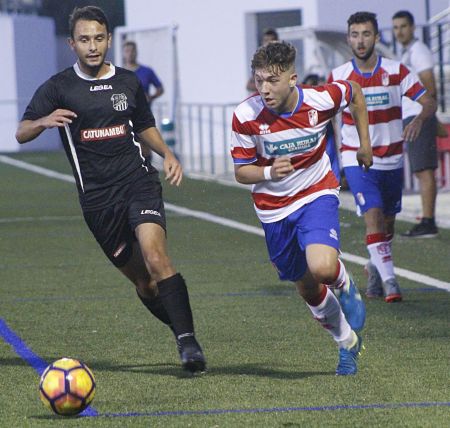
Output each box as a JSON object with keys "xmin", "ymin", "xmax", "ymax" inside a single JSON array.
[{"xmin": 339, "ymin": 189, "xmax": 450, "ymax": 229}]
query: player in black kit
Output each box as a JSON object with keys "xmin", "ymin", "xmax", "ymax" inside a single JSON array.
[{"xmin": 15, "ymin": 6, "xmax": 206, "ymax": 374}]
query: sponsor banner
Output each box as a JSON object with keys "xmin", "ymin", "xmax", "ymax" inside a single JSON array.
[
  {"xmin": 80, "ymin": 124, "xmax": 126, "ymax": 142},
  {"xmin": 264, "ymin": 133, "xmax": 320, "ymax": 156},
  {"xmin": 365, "ymin": 93, "xmax": 390, "ymax": 106}
]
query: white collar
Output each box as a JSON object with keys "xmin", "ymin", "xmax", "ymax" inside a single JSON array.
[{"xmin": 73, "ymin": 62, "xmax": 116, "ymax": 81}]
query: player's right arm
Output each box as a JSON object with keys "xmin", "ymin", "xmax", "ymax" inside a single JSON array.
[
  {"xmin": 234, "ymin": 157, "xmax": 294, "ymax": 184},
  {"xmin": 16, "ymin": 109, "xmax": 77, "ymax": 144}
]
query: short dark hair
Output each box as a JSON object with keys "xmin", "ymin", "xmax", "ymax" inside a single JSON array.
[
  {"xmin": 123, "ymin": 40, "xmax": 137, "ymax": 49},
  {"xmin": 69, "ymin": 6, "xmax": 110, "ymax": 38},
  {"xmin": 392, "ymin": 10, "xmax": 415, "ymax": 25},
  {"xmin": 302, "ymin": 73, "xmax": 321, "ymax": 85},
  {"xmin": 347, "ymin": 11, "xmax": 378, "ymax": 34},
  {"xmin": 262, "ymin": 28, "xmax": 279, "ymax": 40},
  {"xmin": 251, "ymin": 41, "xmax": 296, "ymax": 74}
]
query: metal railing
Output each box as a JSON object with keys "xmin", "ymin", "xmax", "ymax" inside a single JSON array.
[
  {"xmin": 152, "ymin": 102, "xmax": 237, "ymax": 178},
  {"xmin": 154, "ymin": 101, "xmax": 450, "ymax": 192}
]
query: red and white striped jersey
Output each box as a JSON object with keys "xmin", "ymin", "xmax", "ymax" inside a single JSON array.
[
  {"xmin": 231, "ymin": 82, "xmax": 351, "ymax": 223},
  {"xmin": 329, "ymin": 56, "xmax": 425, "ymax": 170}
]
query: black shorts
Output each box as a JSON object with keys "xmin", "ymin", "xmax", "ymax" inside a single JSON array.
[
  {"xmin": 83, "ymin": 171, "xmax": 166, "ymax": 267},
  {"xmin": 403, "ymin": 115, "xmax": 438, "ymax": 173}
]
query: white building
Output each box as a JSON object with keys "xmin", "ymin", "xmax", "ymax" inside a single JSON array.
[{"xmin": 123, "ymin": 0, "xmax": 449, "ymax": 104}]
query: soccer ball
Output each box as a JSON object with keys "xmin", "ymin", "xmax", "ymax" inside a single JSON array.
[{"xmin": 39, "ymin": 358, "xmax": 96, "ymax": 416}]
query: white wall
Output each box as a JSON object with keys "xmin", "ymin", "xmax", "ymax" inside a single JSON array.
[
  {"xmin": 124, "ymin": 0, "xmax": 318, "ymax": 104},
  {"xmin": 317, "ymin": 0, "xmax": 449, "ymax": 30},
  {"xmin": 13, "ymin": 15, "xmax": 60, "ymax": 151},
  {"xmin": 0, "ymin": 15, "xmax": 19, "ymax": 152},
  {"xmin": 125, "ymin": 0, "xmax": 449, "ymax": 105},
  {"xmin": 0, "ymin": 14, "xmax": 59, "ymax": 152}
]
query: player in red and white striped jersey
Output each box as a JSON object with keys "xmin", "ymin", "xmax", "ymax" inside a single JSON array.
[
  {"xmin": 329, "ymin": 12, "xmax": 436, "ymax": 302},
  {"xmin": 231, "ymin": 41, "xmax": 372, "ymax": 375}
]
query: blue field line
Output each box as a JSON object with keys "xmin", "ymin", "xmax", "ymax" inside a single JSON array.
[
  {"xmin": 0, "ymin": 318, "xmax": 98, "ymax": 417},
  {"xmin": 2, "ymin": 286, "xmax": 443, "ymax": 306},
  {"xmin": 6, "ymin": 290, "xmax": 294, "ymax": 303},
  {"xmin": 1, "ymin": 287, "xmax": 443, "ymax": 306},
  {"xmin": 85, "ymin": 401, "xmax": 450, "ymax": 419}
]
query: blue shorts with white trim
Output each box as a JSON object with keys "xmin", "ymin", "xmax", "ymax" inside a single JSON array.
[
  {"xmin": 344, "ymin": 166, "xmax": 403, "ymax": 216},
  {"xmin": 261, "ymin": 195, "xmax": 341, "ymax": 282}
]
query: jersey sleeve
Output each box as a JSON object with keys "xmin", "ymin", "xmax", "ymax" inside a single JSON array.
[
  {"xmin": 325, "ymin": 80, "xmax": 352, "ymax": 113},
  {"xmin": 399, "ymin": 63, "xmax": 426, "ymax": 102},
  {"xmin": 131, "ymin": 80, "xmax": 156, "ymax": 133},
  {"xmin": 230, "ymin": 114, "xmax": 257, "ymax": 165},
  {"xmin": 148, "ymin": 68, "xmax": 162, "ymax": 88},
  {"xmin": 21, "ymin": 79, "xmax": 60, "ymax": 121}
]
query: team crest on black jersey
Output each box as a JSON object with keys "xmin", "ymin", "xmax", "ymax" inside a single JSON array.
[{"xmin": 111, "ymin": 93, "xmax": 128, "ymax": 111}]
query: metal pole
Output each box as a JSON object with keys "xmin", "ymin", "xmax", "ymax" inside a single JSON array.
[
  {"xmin": 392, "ymin": 30, "xmax": 397, "ymax": 55},
  {"xmin": 425, "ymin": 0, "xmax": 430, "ymax": 21},
  {"xmin": 423, "ymin": 0, "xmax": 431, "ymax": 46},
  {"xmin": 437, "ymin": 24, "xmax": 446, "ymax": 111},
  {"xmin": 198, "ymin": 105, "xmax": 204, "ymax": 172},
  {"xmin": 209, "ymin": 106, "xmax": 215, "ymax": 175},
  {"xmin": 188, "ymin": 105, "xmax": 195, "ymax": 171},
  {"xmin": 222, "ymin": 106, "xmax": 228, "ymax": 175}
]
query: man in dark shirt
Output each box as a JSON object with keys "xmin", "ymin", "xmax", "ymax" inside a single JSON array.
[
  {"xmin": 122, "ymin": 40, "xmax": 164, "ymax": 107},
  {"xmin": 122, "ymin": 40, "xmax": 165, "ymax": 167},
  {"xmin": 15, "ymin": 5, "xmax": 206, "ymax": 374}
]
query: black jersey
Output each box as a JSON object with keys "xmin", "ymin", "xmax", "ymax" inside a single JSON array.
[{"xmin": 22, "ymin": 63, "xmax": 156, "ymax": 210}]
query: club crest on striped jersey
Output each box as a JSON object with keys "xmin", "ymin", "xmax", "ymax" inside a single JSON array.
[
  {"xmin": 111, "ymin": 93, "xmax": 128, "ymax": 111},
  {"xmin": 381, "ymin": 72, "xmax": 390, "ymax": 86},
  {"xmin": 259, "ymin": 123, "xmax": 271, "ymax": 134},
  {"xmin": 308, "ymin": 109, "xmax": 318, "ymax": 126}
]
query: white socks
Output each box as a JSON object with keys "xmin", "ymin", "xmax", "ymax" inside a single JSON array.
[
  {"xmin": 366, "ymin": 233, "xmax": 395, "ymax": 282},
  {"xmin": 306, "ymin": 287, "xmax": 354, "ymax": 348}
]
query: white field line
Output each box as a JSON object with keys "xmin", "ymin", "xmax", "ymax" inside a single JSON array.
[
  {"xmin": 0, "ymin": 215, "xmax": 81, "ymax": 224},
  {"xmin": 1, "ymin": 155, "xmax": 449, "ymax": 292}
]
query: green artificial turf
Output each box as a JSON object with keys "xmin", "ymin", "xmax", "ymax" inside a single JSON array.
[{"xmin": 0, "ymin": 151, "xmax": 449, "ymax": 427}]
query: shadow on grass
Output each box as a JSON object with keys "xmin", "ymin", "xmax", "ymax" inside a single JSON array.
[
  {"xmin": 0, "ymin": 356, "xmax": 333, "ymax": 381},
  {"xmin": 92, "ymin": 361, "xmax": 332, "ymax": 380}
]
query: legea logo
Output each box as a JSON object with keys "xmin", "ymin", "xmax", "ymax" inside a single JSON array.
[
  {"xmin": 140, "ymin": 209, "xmax": 161, "ymax": 217},
  {"xmin": 90, "ymin": 84, "xmax": 112, "ymax": 91}
]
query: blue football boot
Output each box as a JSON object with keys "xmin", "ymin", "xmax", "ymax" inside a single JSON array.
[
  {"xmin": 336, "ymin": 333, "xmax": 363, "ymax": 376},
  {"xmin": 337, "ymin": 276, "xmax": 366, "ymax": 332}
]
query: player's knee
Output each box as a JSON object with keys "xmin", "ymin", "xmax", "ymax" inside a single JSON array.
[
  {"xmin": 308, "ymin": 259, "xmax": 336, "ymax": 284},
  {"xmin": 143, "ymin": 250, "xmax": 173, "ymax": 277}
]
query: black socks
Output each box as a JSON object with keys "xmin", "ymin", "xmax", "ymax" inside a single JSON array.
[
  {"xmin": 156, "ymin": 273, "xmax": 195, "ymax": 343},
  {"xmin": 136, "ymin": 291, "xmax": 172, "ymax": 327}
]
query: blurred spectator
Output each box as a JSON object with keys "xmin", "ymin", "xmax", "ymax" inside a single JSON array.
[
  {"xmin": 246, "ymin": 28, "xmax": 279, "ymax": 92},
  {"xmin": 123, "ymin": 40, "xmax": 164, "ymax": 107},
  {"xmin": 302, "ymin": 73, "xmax": 325, "ymax": 85},
  {"xmin": 393, "ymin": 10, "xmax": 444, "ymax": 238}
]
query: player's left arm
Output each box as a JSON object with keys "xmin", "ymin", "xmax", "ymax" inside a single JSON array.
[
  {"xmin": 149, "ymin": 86, "xmax": 164, "ymax": 103},
  {"xmin": 347, "ymin": 80, "xmax": 372, "ymax": 169},
  {"xmin": 417, "ymin": 69, "xmax": 437, "ymax": 99},
  {"xmin": 138, "ymin": 126, "xmax": 182, "ymax": 186},
  {"xmin": 403, "ymin": 91, "xmax": 437, "ymax": 142}
]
